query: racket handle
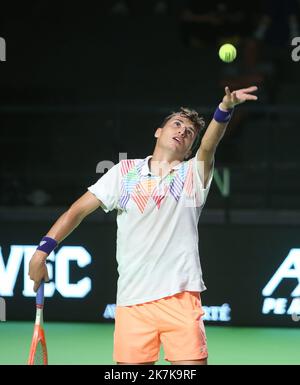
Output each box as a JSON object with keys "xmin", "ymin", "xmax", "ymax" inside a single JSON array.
[{"xmin": 36, "ymin": 281, "xmax": 45, "ymax": 306}]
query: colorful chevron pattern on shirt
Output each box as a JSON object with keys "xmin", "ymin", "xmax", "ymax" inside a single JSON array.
[{"xmin": 119, "ymin": 158, "xmax": 194, "ymax": 213}]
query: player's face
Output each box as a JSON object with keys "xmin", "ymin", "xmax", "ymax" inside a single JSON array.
[{"xmin": 156, "ymin": 115, "xmax": 197, "ymax": 158}]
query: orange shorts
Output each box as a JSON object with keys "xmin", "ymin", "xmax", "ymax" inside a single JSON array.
[{"xmin": 113, "ymin": 291, "xmax": 208, "ymax": 363}]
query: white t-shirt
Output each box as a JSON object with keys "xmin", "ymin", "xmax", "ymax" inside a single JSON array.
[{"xmin": 88, "ymin": 152, "xmax": 213, "ymax": 306}]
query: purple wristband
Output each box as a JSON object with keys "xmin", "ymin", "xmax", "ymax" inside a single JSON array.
[
  {"xmin": 37, "ymin": 236, "xmax": 58, "ymax": 255},
  {"xmin": 213, "ymin": 105, "xmax": 233, "ymax": 123}
]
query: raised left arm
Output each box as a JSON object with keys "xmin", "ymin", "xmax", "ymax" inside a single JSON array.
[{"xmin": 197, "ymin": 86, "xmax": 258, "ymax": 187}]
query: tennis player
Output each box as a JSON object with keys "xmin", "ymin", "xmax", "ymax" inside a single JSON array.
[{"xmin": 29, "ymin": 86, "xmax": 258, "ymax": 365}]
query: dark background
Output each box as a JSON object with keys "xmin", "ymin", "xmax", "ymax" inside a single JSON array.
[{"xmin": 1, "ymin": 0, "xmax": 300, "ymax": 326}]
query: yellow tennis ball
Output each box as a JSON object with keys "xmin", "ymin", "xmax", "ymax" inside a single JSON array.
[{"xmin": 219, "ymin": 44, "xmax": 237, "ymax": 63}]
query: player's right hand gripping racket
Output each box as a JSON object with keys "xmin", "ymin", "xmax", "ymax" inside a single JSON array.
[{"xmin": 28, "ymin": 281, "xmax": 48, "ymax": 365}]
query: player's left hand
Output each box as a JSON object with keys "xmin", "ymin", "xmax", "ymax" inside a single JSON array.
[{"xmin": 221, "ymin": 86, "xmax": 258, "ymax": 110}]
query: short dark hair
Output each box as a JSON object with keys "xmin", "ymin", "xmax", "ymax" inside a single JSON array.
[{"xmin": 161, "ymin": 107, "xmax": 205, "ymax": 154}]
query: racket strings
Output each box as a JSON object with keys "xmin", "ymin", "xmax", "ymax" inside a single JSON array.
[{"xmin": 34, "ymin": 341, "xmax": 46, "ymax": 365}]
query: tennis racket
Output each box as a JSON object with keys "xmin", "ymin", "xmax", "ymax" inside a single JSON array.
[{"xmin": 28, "ymin": 281, "xmax": 48, "ymax": 365}]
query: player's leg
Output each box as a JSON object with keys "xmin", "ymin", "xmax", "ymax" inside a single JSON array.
[
  {"xmin": 169, "ymin": 358, "xmax": 207, "ymax": 365},
  {"xmin": 113, "ymin": 304, "xmax": 160, "ymax": 365},
  {"xmin": 158, "ymin": 291, "xmax": 208, "ymax": 364},
  {"xmin": 117, "ymin": 361, "xmax": 156, "ymax": 365}
]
